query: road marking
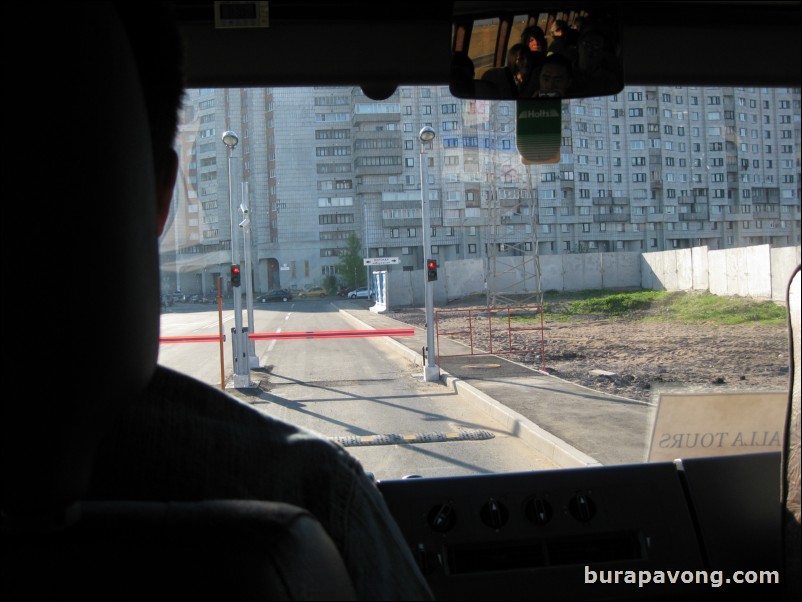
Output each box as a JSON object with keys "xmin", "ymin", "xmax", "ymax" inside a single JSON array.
[
  {"xmin": 267, "ymin": 328, "xmax": 281, "ymax": 352},
  {"xmin": 330, "ymin": 429, "xmax": 494, "ymax": 447}
]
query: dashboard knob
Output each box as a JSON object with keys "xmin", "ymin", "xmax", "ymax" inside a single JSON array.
[
  {"xmin": 427, "ymin": 503, "xmax": 457, "ymax": 533},
  {"xmin": 524, "ymin": 497, "xmax": 553, "ymax": 525},
  {"xmin": 480, "ymin": 498, "xmax": 509, "ymax": 529},
  {"xmin": 568, "ymin": 493, "xmax": 596, "ymax": 522}
]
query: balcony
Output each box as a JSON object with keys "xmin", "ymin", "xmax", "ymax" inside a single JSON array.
[
  {"xmin": 679, "ymin": 211, "xmax": 709, "ymax": 221},
  {"xmin": 754, "ymin": 210, "xmax": 781, "ymax": 219},
  {"xmin": 594, "ymin": 212, "xmax": 630, "ymax": 223}
]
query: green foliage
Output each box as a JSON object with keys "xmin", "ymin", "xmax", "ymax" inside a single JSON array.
[
  {"xmin": 656, "ymin": 291, "xmax": 787, "ymax": 325},
  {"xmin": 537, "ymin": 289, "xmax": 786, "ymax": 325},
  {"xmin": 337, "ymin": 233, "xmax": 366, "ymax": 289},
  {"xmin": 566, "ymin": 290, "xmax": 667, "ymax": 316},
  {"xmin": 323, "ymin": 274, "xmax": 337, "ymax": 293}
]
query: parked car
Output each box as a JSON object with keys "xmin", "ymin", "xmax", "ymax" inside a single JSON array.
[
  {"xmin": 336, "ymin": 287, "xmax": 354, "ymax": 297},
  {"xmin": 297, "ymin": 286, "xmax": 327, "ymax": 298},
  {"xmin": 348, "ymin": 287, "xmax": 374, "ymax": 299},
  {"xmin": 257, "ymin": 289, "xmax": 292, "ymax": 303}
]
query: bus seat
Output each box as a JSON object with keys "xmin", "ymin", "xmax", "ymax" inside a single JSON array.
[
  {"xmin": 783, "ymin": 264, "xmax": 801, "ymax": 601},
  {"xmin": 0, "ymin": 3, "xmax": 355, "ymax": 599}
]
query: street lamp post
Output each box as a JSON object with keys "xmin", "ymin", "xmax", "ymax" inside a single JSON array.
[
  {"xmin": 240, "ymin": 182, "xmax": 259, "ymax": 368},
  {"xmin": 223, "ymin": 130, "xmax": 250, "ymax": 388},
  {"xmin": 419, "ymin": 126, "xmax": 440, "ymax": 382},
  {"xmin": 363, "ymin": 203, "xmax": 370, "ymax": 289}
]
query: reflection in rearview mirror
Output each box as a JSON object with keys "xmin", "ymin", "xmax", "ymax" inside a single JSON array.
[{"xmin": 451, "ymin": 3, "xmax": 624, "ymax": 101}]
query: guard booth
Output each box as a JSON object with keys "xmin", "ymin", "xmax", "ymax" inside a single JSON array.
[
  {"xmin": 372, "ymin": 270, "xmax": 388, "ymax": 313},
  {"xmin": 364, "ymin": 256, "xmax": 399, "ymax": 314}
]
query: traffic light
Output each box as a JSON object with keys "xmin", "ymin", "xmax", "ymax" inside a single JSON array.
[
  {"xmin": 427, "ymin": 259, "xmax": 438, "ymax": 282},
  {"xmin": 230, "ymin": 264, "xmax": 241, "ymax": 287}
]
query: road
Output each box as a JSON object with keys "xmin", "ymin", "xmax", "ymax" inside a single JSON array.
[{"xmin": 158, "ymin": 299, "xmax": 559, "ymax": 480}]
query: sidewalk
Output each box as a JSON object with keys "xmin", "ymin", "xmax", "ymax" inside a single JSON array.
[{"xmin": 334, "ymin": 300, "xmax": 657, "ymax": 467}]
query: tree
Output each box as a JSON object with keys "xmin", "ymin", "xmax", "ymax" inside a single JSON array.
[
  {"xmin": 338, "ymin": 233, "xmax": 366, "ymax": 289},
  {"xmin": 322, "ymin": 274, "xmax": 337, "ymax": 293}
]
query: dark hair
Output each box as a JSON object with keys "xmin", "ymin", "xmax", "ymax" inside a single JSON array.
[
  {"xmin": 506, "ymin": 43, "xmax": 527, "ymax": 65},
  {"xmin": 451, "ymin": 51, "xmax": 475, "ymax": 79},
  {"xmin": 115, "ymin": 3, "xmax": 186, "ymax": 176},
  {"xmin": 521, "ymin": 25, "xmax": 546, "ymax": 51}
]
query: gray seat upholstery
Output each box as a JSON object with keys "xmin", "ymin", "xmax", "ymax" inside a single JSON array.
[{"xmin": 0, "ymin": 3, "xmax": 355, "ymax": 599}]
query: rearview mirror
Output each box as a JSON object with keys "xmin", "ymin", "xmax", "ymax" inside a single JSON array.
[{"xmin": 450, "ymin": 2, "xmax": 623, "ymax": 100}]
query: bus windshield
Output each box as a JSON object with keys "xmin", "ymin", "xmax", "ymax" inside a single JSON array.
[{"xmin": 159, "ymin": 84, "xmax": 800, "ymax": 479}]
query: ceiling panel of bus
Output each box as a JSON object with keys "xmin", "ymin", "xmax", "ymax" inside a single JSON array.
[{"xmin": 171, "ymin": 1, "xmax": 800, "ymax": 89}]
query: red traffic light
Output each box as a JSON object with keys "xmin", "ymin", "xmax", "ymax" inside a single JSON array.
[
  {"xmin": 231, "ymin": 264, "xmax": 241, "ymax": 287},
  {"xmin": 427, "ymin": 259, "xmax": 438, "ymax": 282}
]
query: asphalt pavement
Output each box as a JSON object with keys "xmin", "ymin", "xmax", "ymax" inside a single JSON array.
[{"xmin": 334, "ymin": 299, "xmax": 657, "ymax": 467}]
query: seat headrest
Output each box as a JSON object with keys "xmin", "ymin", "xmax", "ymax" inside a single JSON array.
[{"xmin": 1, "ymin": 2, "xmax": 160, "ymax": 526}]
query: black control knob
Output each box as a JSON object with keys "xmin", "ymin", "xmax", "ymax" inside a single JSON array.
[
  {"xmin": 427, "ymin": 503, "xmax": 457, "ymax": 533},
  {"xmin": 415, "ymin": 543, "xmax": 435, "ymax": 575},
  {"xmin": 480, "ymin": 498, "xmax": 509, "ymax": 529},
  {"xmin": 568, "ymin": 492, "xmax": 596, "ymax": 522},
  {"xmin": 524, "ymin": 497, "xmax": 553, "ymax": 525}
]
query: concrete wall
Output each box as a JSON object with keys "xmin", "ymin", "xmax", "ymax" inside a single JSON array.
[
  {"xmin": 645, "ymin": 244, "xmax": 799, "ymax": 301},
  {"xmin": 385, "ymin": 244, "xmax": 800, "ymax": 307},
  {"xmin": 771, "ymin": 245, "xmax": 802, "ymax": 302}
]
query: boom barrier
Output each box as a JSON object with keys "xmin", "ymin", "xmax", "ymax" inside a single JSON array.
[{"xmin": 160, "ymin": 328, "xmax": 414, "ymax": 344}]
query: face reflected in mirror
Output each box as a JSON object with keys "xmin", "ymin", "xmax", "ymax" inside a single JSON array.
[
  {"xmin": 522, "ymin": 25, "xmax": 546, "ymax": 53},
  {"xmin": 450, "ymin": 4, "xmax": 623, "ymax": 101},
  {"xmin": 535, "ymin": 54, "xmax": 573, "ymax": 98}
]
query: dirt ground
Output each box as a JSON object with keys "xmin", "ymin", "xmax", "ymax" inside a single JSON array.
[{"xmin": 385, "ymin": 296, "xmax": 791, "ymax": 404}]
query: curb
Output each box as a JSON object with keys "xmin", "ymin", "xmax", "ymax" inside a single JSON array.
[{"xmin": 337, "ymin": 305, "xmax": 600, "ymax": 468}]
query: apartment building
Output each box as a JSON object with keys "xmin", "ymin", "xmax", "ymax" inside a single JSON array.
[{"xmin": 160, "ymin": 85, "xmax": 800, "ymax": 294}]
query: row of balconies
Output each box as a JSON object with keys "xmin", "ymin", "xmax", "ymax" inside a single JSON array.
[
  {"xmin": 593, "ymin": 213, "xmax": 631, "ymax": 223},
  {"xmin": 679, "ymin": 211, "xmax": 711, "ymax": 221},
  {"xmin": 360, "ymin": 229, "xmax": 798, "ymax": 257}
]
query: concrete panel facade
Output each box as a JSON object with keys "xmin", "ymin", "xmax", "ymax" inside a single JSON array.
[
  {"xmin": 708, "ymin": 250, "xmax": 729, "ymax": 296},
  {"xmin": 691, "ymin": 246, "xmax": 709, "ymax": 291},
  {"xmin": 445, "ymin": 257, "xmax": 485, "ymax": 301},
  {"xmin": 745, "ymin": 245, "xmax": 772, "ymax": 298},
  {"xmin": 726, "ymin": 247, "xmax": 750, "ymax": 297},
  {"xmin": 562, "ymin": 254, "xmax": 603, "ymax": 291},
  {"xmin": 600, "ymin": 252, "xmax": 641, "ymax": 289},
  {"xmin": 540, "ymin": 255, "xmax": 564, "ymax": 292},
  {"xmin": 675, "ymin": 249, "xmax": 694, "ymax": 291},
  {"xmin": 640, "ymin": 253, "xmax": 660, "ymax": 291},
  {"xmin": 771, "ymin": 246, "xmax": 802, "ymax": 301}
]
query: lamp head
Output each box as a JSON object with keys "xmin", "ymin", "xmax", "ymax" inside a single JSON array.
[
  {"xmin": 419, "ymin": 126, "xmax": 436, "ymax": 143},
  {"xmin": 222, "ymin": 130, "xmax": 239, "ymax": 148}
]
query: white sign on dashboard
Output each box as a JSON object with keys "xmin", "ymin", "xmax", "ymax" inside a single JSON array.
[{"xmin": 647, "ymin": 391, "xmax": 786, "ymax": 463}]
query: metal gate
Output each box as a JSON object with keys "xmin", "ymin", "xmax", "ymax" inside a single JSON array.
[{"xmin": 434, "ymin": 305, "xmax": 546, "ymax": 370}]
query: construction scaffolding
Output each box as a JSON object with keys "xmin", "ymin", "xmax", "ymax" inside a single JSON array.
[{"xmin": 483, "ymin": 102, "xmax": 544, "ymax": 309}]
